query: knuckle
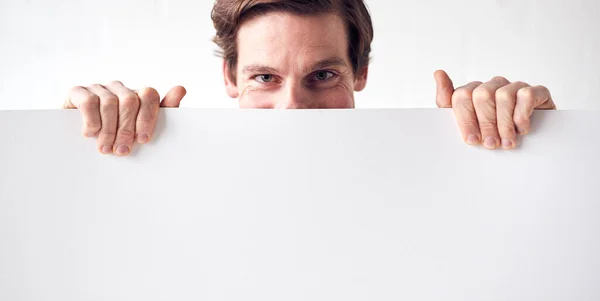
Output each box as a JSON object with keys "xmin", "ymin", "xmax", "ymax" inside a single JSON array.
[
  {"xmin": 78, "ymin": 95, "xmax": 100, "ymax": 110},
  {"xmin": 497, "ymin": 117, "xmax": 516, "ymax": 132},
  {"xmin": 534, "ymin": 85, "xmax": 550, "ymax": 95},
  {"xmin": 478, "ymin": 121, "xmax": 498, "ymax": 132},
  {"xmin": 83, "ymin": 123, "xmax": 101, "ymax": 136},
  {"xmin": 460, "ymin": 120, "xmax": 479, "ymax": 130},
  {"xmin": 451, "ymin": 88, "xmax": 472, "ymax": 104},
  {"xmin": 479, "ymin": 108, "xmax": 497, "ymax": 122},
  {"xmin": 499, "ymin": 131, "xmax": 515, "ymax": 139},
  {"xmin": 491, "ymin": 76, "xmax": 509, "ymax": 84},
  {"xmin": 107, "ymin": 80, "xmax": 124, "ymax": 86},
  {"xmin": 69, "ymin": 85, "xmax": 86, "ymax": 94},
  {"xmin": 518, "ymin": 86, "xmax": 535, "ymax": 100},
  {"xmin": 99, "ymin": 128, "xmax": 117, "ymax": 138},
  {"xmin": 138, "ymin": 87, "xmax": 160, "ymax": 102},
  {"xmin": 102, "ymin": 103, "xmax": 119, "ymax": 114},
  {"xmin": 83, "ymin": 121, "xmax": 101, "ymax": 130},
  {"xmin": 103, "ymin": 94, "xmax": 119, "ymax": 105},
  {"xmin": 473, "ymin": 86, "xmax": 495, "ymax": 103},
  {"xmin": 513, "ymin": 114, "xmax": 529, "ymax": 126},
  {"xmin": 89, "ymin": 84, "xmax": 104, "ymax": 90},
  {"xmin": 497, "ymin": 112, "xmax": 515, "ymax": 124},
  {"xmin": 498, "ymin": 126, "xmax": 516, "ymax": 137},
  {"xmin": 495, "ymin": 87, "xmax": 513, "ymax": 102},
  {"xmin": 101, "ymin": 97, "xmax": 119, "ymax": 110},
  {"xmin": 117, "ymin": 128, "xmax": 136, "ymax": 140},
  {"xmin": 119, "ymin": 94, "xmax": 140, "ymax": 108}
]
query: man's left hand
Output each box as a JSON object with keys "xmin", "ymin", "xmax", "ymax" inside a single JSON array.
[{"xmin": 434, "ymin": 70, "xmax": 556, "ymax": 150}]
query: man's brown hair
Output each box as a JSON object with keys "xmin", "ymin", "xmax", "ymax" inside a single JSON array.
[{"xmin": 211, "ymin": 0, "xmax": 374, "ymax": 83}]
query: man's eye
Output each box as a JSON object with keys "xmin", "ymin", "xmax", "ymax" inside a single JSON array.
[
  {"xmin": 313, "ymin": 71, "xmax": 335, "ymax": 81},
  {"xmin": 255, "ymin": 74, "xmax": 274, "ymax": 83}
]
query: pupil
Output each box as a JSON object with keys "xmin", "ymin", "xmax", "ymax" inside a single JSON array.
[
  {"xmin": 262, "ymin": 75, "xmax": 272, "ymax": 82},
  {"xmin": 317, "ymin": 72, "xmax": 327, "ymax": 80}
]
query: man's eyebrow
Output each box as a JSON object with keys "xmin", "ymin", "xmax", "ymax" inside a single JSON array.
[
  {"xmin": 241, "ymin": 65, "xmax": 279, "ymax": 75},
  {"xmin": 241, "ymin": 57, "xmax": 348, "ymax": 75},
  {"xmin": 303, "ymin": 57, "xmax": 348, "ymax": 73}
]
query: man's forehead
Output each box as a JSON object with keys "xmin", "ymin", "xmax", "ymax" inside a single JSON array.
[
  {"xmin": 236, "ymin": 12, "xmax": 349, "ymax": 67},
  {"xmin": 237, "ymin": 12, "xmax": 346, "ymax": 44}
]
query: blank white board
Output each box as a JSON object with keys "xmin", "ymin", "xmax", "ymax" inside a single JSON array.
[{"xmin": 0, "ymin": 109, "xmax": 599, "ymax": 301}]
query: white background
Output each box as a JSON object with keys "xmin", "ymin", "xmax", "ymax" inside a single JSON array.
[{"xmin": 0, "ymin": 0, "xmax": 598, "ymax": 110}]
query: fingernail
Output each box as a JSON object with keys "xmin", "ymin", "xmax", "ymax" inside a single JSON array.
[
  {"xmin": 137, "ymin": 133, "xmax": 149, "ymax": 144},
  {"xmin": 101, "ymin": 145, "xmax": 113, "ymax": 154},
  {"xmin": 502, "ymin": 139, "xmax": 515, "ymax": 150},
  {"xmin": 517, "ymin": 127, "xmax": 528, "ymax": 135},
  {"xmin": 466, "ymin": 134, "xmax": 480, "ymax": 145},
  {"xmin": 483, "ymin": 137, "xmax": 498, "ymax": 149},
  {"xmin": 116, "ymin": 145, "xmax": 130, "ymax": 156}
]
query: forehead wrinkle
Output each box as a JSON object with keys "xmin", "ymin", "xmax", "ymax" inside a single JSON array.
[{"xmin": 236, "ymin": 14, "xmax": 350, "ymax": 77}]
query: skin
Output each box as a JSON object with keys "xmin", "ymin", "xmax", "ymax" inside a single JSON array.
[{"xmin": 64, "ymin": 12, "xmax": 556, "ymax": 156}]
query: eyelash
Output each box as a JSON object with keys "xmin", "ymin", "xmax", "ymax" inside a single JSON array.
[
  {"xmin": 252, "ymin": 71, "xmax": 338, "ymax": 85},
  {"xmin": 309, "ymin": 71, "xmax": 337, "ymax": 83},
  {"xmin": 254, "ymin": 74, "xmax": 278, "ymax": 84}
]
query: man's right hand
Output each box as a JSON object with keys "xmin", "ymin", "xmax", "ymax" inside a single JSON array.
[{"xmin": 64, "ymin": 81, "xmax": 187, "ymax": 156}]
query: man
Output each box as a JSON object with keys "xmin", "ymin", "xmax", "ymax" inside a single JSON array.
[{"xmin": 64, "ymin": 0, "xmax": 556, "ymax": 156}]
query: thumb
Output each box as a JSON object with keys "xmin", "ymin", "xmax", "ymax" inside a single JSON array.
[
  {"xmin": 434, "ymin": 70, "xmax": 454, "ymax": 108},
  {"xmin": 160, "ymin": 86, "xmax": 187, "ymax": 108}
]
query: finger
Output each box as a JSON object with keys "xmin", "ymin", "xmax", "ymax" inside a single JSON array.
[
  {"xmin": 452, "ymin": 81, "xmax": 483, "ymax": 146},
  {"xmin": 495, "ymin": 81, "xmax": 530, "ymax": 149},
  {"xmin": 514, "ymin": 85, "xmax": 556, "ymax": 135},
  {"xmin": 65, "ymin": 86, "xmax": 102, "ymax": 137},
  {"xmin": 160, "ymin": 86, "xmax": 187, "ymax": 108},
  {"xmin": 104, "ymin": 81, "xmax": 140, "ymax": 156},
  {"xmin": 135, "ymin": 87, "xmax": 160, "ymax": 144},
  {"xmin": 86, "ymin": 84, "xmax": 119, "ymax": 154},
  {"xmin": 472, "ymin": 76, "xmax": 510, "ymax": 150},
  {"xmin": 434, "ymin": 70, "xmax": 454, "ymax": 108}
]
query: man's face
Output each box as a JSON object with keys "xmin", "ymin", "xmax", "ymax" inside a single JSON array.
[{"xmin": 223, "ymin": 12, "xmax": 368, "ymax": 109}]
